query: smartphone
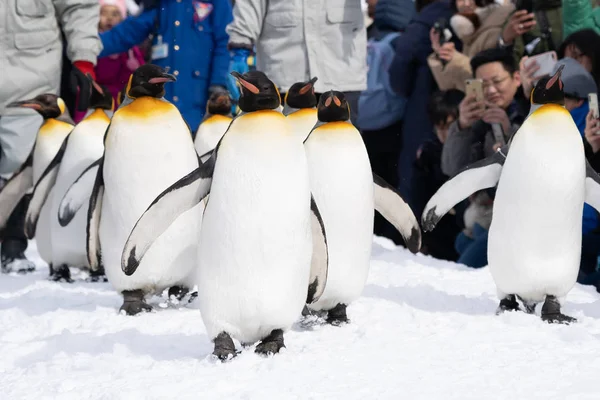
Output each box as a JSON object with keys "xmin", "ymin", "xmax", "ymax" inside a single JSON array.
[
  {"xmin": 525, "ymin": 51, "xmax": 557, "ymax": 79},
  {"xmin": 465, "ymin": 79, "xmax": 484, "ymax": 102},
  {"xmin": 590, "ymin": 93, "xmax": 599, "ymax": 120}
]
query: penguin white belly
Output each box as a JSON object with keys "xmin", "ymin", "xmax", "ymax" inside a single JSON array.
[
  {"xmin": 100, "ymin": 105, "xmax": 200, "ymax": 294},
  {"xmin": 304, "ymin": 122, "xmax": 375, "ymax": 311},
  {"xmin": 194, "ymin": 115, "xmax": 232, "ymax": 157},
  {"xmin": 50, "ymin": 118, "xmax": 107, "ymax": 268},
  {"xmin": 287, "ymin": 109, "xmax": 318, "ymax": 141},
  {"xmin": 32, "ymin": 121, "xmax": 72, "ymax": 264},
  {"xmin": 488, "ymin": 109, "xmax": 584, "ymax": 302},
  {"xmin": 197, "ymin": 111, "xmax": 312, "ymax": 344}
]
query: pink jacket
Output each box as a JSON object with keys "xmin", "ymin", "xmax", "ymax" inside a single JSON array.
[{"xmin": 73, "ymin": 46, "xmax": 145, "ymax": 122}]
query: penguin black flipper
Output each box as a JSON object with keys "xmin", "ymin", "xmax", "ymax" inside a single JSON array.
[
  {"xmin": 421, "ymin": 147, "xmax": 508, "ymax": 232},
  {"xmin": 584, "ymin": 160, "xmax": 600, "ymax": 212},
  {"xmin": 87, "ymin": 158, "xmax": 105, "ymax": 271},
  {"xmin": 58, "ymin": 157, "xmax": 103, "ymax": 227},
  {"xmin": 121, "ymin": 152, "xmax": 217, "ymax": 276},
  {"xmin": 307, "ymin": 196, "xmax": 328, "ymax": 304},
  {"xmin": 372, "ymin": 173, "xmax": 422, "ymax": 253},
  {"xmin": 0, "ymin": 152, "xmax": 34, "ymax": 231},
  {"xmin": 24, "ymin": 134, "xmax": 71, "ymax": 238}
]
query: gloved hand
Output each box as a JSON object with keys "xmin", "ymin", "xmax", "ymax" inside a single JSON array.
[
  {"xmin": 227, "ymin": 48, "xmax": 251, "ymax": 104},
  {"xmin": 71, "ymin": 61, "xmax": 96, "ymax": 111}
]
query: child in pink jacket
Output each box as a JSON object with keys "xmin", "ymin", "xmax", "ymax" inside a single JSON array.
[{"xmin": 74, "ymin": 0, "xmax": 145, "ymax": 122}]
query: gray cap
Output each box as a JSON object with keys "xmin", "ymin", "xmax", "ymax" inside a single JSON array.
[{"xmin": 552, "ymin": 57, "xmax": 598, "ymax": 99}]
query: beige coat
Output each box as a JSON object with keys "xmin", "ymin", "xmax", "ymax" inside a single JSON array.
[
  {"xmin": 0, "ymin": 0, "xmax": 102, "ymax": 113},
  {"xmin": 226, "ymin": 0, "xmax": 367, "ymax": 93},
  {"xmin": 427, "ymin": 4, "xmax": 515, "ymax": 92}
]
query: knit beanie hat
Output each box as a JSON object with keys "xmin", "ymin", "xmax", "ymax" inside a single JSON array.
[{"xmin": 100, "ymin": 0, "xmax": 127, "ymax": 19}]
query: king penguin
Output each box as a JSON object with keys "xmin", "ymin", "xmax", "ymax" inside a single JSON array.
[
  {"xmin": 1, "ymin": 94, "xmax": 74, "ymax": 269},
  {"xmin": 194, "ymin": 91, "xmax": 233, "ymax": 163},
  {"xmin": 57, "ymin": 64, "xmax": 202, "ymax": 314},
  {"xmin": 119, "ymin": 70, "xmax": 329, "ymax": 360},
  {"xmin": 283, "ymin": 77, "xmax": 319, "ymax": 141},
  {"xmin": 24, "ymin": 81, "xmax": 113, "ymax": 282},
  {"xmin": 304, "ymin": 91, "xmax": 422, "ymax": 324},
  {"xmin": 421, "ymin": 65, "xmax": 600, "ymax": 324}
]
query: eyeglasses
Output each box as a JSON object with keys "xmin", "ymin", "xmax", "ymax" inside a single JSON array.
[{"xmin": 482, "ymin": 75, "xmax": 511, "ymax": 90}]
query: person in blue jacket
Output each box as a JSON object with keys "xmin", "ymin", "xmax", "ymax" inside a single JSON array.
[{"xmin": 99, "ymin": 0, "xmax": 232, "ymax": 133}]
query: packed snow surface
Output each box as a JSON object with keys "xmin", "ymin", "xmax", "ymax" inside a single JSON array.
[{"xmin": 2, "ymin": 238, "xmax": 600, "ymax": 399}]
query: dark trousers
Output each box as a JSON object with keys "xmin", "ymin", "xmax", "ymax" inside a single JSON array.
[{"xmin": 1, "ymin": 194, "xmax": 29, "ymax": 260}]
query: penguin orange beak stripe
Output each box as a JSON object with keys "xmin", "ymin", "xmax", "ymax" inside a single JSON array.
[
  {"xmin": 299, "ymin": 77, "xmax": 318, "ymax": 95},
  {"xmin": 230, "ymin": 71, "xmax": 260, "ymax": 94},
  {"xmin": 333, "ymin": 96, "xmax": 341, "ymax": 107},
  {"xmin": 325, "ymin": 97, "xmax": 332, "ymax": 107},
  {"xmin": 7, "ymin": 101, "xmax": 41, "ymax": 110},
  {"xmin": 546, "ymin": 64, "xmax": 565, "ymax": 90},
  {"xmin": 92, "ymin": 80, "xmax": 104, "ymax": 95}
]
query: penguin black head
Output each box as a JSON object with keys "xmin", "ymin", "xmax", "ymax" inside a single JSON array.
[
  {"xmin": 531, "ymin": 64, "xmax": 566, "ymax": 106},
  {"xmin": 89, "ymin": 80, "xmax": 114, "ymax": 110},
  {"xmin": 206, "ymin": 91, "xmax": 232, "ymax": 116},
  {"xmin": 285, "ymin": 77, "xmax": 318, "ymax": 109},
  {"xmin": 128, "ymin": 64, "xmax": 176, "ymax": 99},
  {"xmin": 317, "ymin": 91, "xmax": 350, "ymax": 123},
  {"xmin": 7, "ymin": 94, "xmax": 66, "ymax": 119},
  {"xmin": 231, "ymin": 71, "xmax": 280, "ymax": 112}
]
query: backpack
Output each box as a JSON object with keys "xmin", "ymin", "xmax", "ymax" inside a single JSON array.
[{"xmin": 356, "ymin": 32, "xmax": 407, "ymax": 131}]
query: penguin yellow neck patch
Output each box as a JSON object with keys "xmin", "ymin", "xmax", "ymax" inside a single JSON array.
[
  {"xmin": 87, "ymin": 108, "xmax": 111, "ymax": 123},
  {"xmin": 288, "ymin": 108, "xmax": 317, "ymax": 118},
  {"xmin": 239, "ymin": 109, "xmax": 283, "ymax": 120},
  {"xmin": 117, "ymin": 97, "xmax": 175, "ymax": 119},
  {"xmin": 318, "ymin": 121, "xmax": 354, "ymax": 131},
  {"xmin": 205, "ymin": 114, "xmax": 232, "ymax": 124},
  {"xmin": 40, "ymin": 119, "xmax": 73, "ymax": 136},
  {"xmin": 531, "ymin": 103, "xmax": 569, "ymax": 117}
]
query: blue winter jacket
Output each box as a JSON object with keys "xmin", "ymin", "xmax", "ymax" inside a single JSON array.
[
  {"xmin": 99, "ymin": 0, "xmax": 232, "ymax": 132},
  {"xmin": 388, "ymin": 0, "xmax": 457, "ymax": 204}
]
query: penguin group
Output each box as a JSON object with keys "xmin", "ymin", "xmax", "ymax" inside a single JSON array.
[{"xmin": 0, "ymin": 62, "xmax": 593, "ymax": 361}]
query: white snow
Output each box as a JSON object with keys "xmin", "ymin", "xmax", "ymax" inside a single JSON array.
[{"xmin": 2, "ymin": 237, "xmax": 600, "ymax": 399}]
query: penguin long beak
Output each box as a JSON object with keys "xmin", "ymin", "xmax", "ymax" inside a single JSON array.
[
  {"xmin": 299, "ymin": 77, "xmax": 318, "ymax": 95},
  {"xmin": 546, "ymin": 64, "xmax": 565, "ymax": 90},
  {"xmin": 148, "ymin": 73, "xmax": 176, "ymax": 84},
  {"xmin": 231, "ymin": 71, "xmax": 260, "ymax": 94},
  {"xmin": 7, "ymin": 100, "xmax": 41, "ymax": 110}
]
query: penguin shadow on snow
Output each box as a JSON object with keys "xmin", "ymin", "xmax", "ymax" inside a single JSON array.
[
  {"xmin": 361, "ymin": 283, "xmax": 498, "ymax": 316},
  {"xmin": 15, "ymin": 329, "xmax": 211, "ymax": 366}
]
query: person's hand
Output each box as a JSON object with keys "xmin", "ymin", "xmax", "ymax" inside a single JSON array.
[
  {"xmin": 585, "ymin": 109, "xmax": 600, "ymax": 153},
  {"xmin": 519, "ymin": 56, "xmax": 542, "ymax": 97},
  {"xmin": 430, "ymin": 27, "xmax": 441, "ymax": 53},
  {"xmin": 228, "ymin": 48, "xmax": 251, "ymax": 102},
  {"xmin": 71, "ymin": 61, "xmax": 97, "ymax": 111},
  {"xmin": 483, "ymin": 103, "xmax": 511, "ymax": 134},
  {"xmin": 458, "ymin": 94, "xmax": 485, "ymax": 129},
  {"xmin": 501, "ymin": 10, "xmax": 536, "ymax": 45}
]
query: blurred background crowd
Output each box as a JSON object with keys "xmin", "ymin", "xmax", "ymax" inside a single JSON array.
[{"xmin": 2, "ymin": 0, "xmax": 600, "ymax": 290}]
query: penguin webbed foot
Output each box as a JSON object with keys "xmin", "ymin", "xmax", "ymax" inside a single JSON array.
[
  {"xmin": 255, "ymin": 329, "xmax": 285, "ymax": 357},
  {"xmin": 212, "ymin": 332, "xmax": 238, "ymax": 361},
  {"xmin": 120, "ymin": 289, "xmax": 152, "ymax": 315},
  {"xmin": 541, "ymin": 295, "xmax": 577, "ymax": 325},
  {"xmin": 87, "ymin": 266, "xmax": 108, "ymax": 283},
  {"xmin": 495, "ymin": 294, "xmax": 520, "ymax": 315},
  {"xmin": 167, "ymin": 286, "xmax": 198, "ymax": 304},
  {"xmin": 326, "ymin": 303, "xmax": 349, "ymax": 326},
  {"xmin": 49, "ymin": 264, "xmax": 74, "ymax": 283}
]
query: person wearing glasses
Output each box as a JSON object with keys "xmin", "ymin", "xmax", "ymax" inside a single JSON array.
[{"xmin": 439, "ymin": 48, "xmax": 528, "ymax": 268}]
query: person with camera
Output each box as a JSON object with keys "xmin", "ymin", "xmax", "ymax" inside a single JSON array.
[
  {"xmin": 497, "ymin": 0, "xmax": 562, "ymax": 65},
  {"xmin": 440, "ymin": 48, "xmax": 527, "ymax": 268},
  {"xmin": 428, "ymin": 0, "xmax": 515, "ymax": 91}
]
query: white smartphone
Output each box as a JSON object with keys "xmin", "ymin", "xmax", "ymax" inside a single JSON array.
[
  {"xmin": 525, "ymin": 51, "xmax": 558, "ymax": 79},
  {"xmin": 465, "ymin": 79, "xmax": 484, "ymax": 102},
  {"xmin": 589, "ymin": 93, "xmax": 599, "ymax": 119}
]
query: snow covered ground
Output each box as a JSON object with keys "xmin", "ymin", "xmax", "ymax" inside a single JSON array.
[{"xmin": 2, "ymin": 238, "xmax": 600, "ymax": 399}]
